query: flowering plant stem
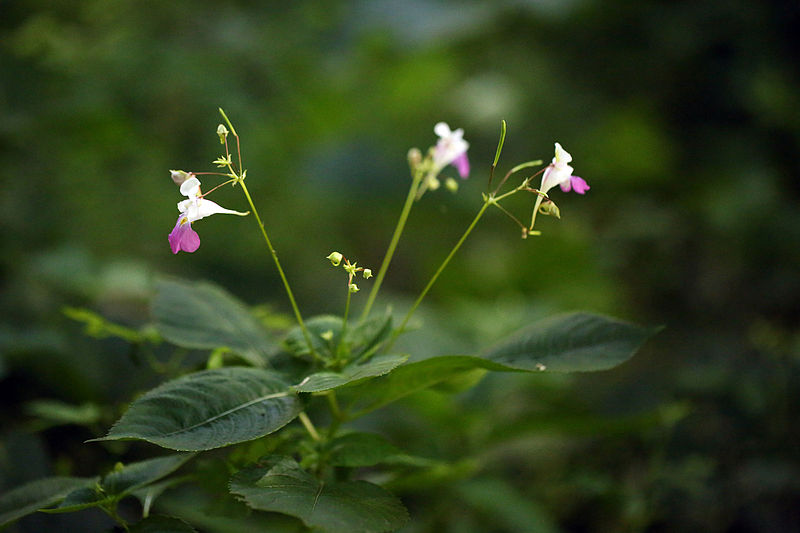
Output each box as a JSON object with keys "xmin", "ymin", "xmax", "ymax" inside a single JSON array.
[
  {"xmin": 218, "ymin": 109, "xmax": 319, "ymax": 361},
  {"xmin": 386, "ymin": 198, "xmax": 490, "ymax": 350},
  {"xmin": 359, "ymin": 168, "xmax": 424, "ymax": 322}
]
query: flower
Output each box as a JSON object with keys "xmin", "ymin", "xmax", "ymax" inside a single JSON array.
[
  {"xmin": 433, "ymin": 122, "xmax": 470, "ymax": 178},
  {"xmin": 539, "ymin": 143, "xmax": 589, "ymax": 195},
  {"xmin": 168, "ymin": 176, "xmax": 247, "ymax": 254}
]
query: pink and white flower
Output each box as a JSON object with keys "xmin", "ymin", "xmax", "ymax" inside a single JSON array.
[
  {"xmin": 433, "ymin": 122, "xmax": 470, "ymax": 178},
  {"xmin": 539, "ymin": 143, "xmax": 589, "ymax": 195},
  {"xmin": 168, "ymin": 176, "xmax": 247, "ymax": 254}
]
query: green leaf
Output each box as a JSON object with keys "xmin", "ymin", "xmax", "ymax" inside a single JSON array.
[
  {"xmin": 152, "ymin": 277, "xmax": 277, "ymax": 367},
  {"xmin": 47, "ymin": 454, "xmax": 194, "ymax": 513},
  {"xmin": 130, "ymin": 515, "xmax": 198, "ymax": 533},
  {"xmin": 327, "ymin": 432, "xmax": 404, "ymax": 468},
  {"xmin": 343, "ymin": 356, "xmax": 503, "ymax": 415},
  {"xmin": 25, "ymin": 399, "xmax": 102, "ymax": 428},
  {"xmin": 230, "ymin": 457, "xmax": 408, "ymax": 533},
  {"xmin": 0, "ymin": 476, "xmax": 97, "ymax": 527},
  {"xmin": 481, "ymin": 312, "xmax": 659, "ymax": 372},
  {"xmin": 293, "ymin": 354, "xmax": 408, "ymax": 393},
  {"xmin": 103, "ymin": 454, "xmax": 194, "ymax": 496},
  {"xmin": 284, "ymin": 315, "xmax": 340, "ymax": 358},
  {"xmin": 345, "ymin": 313, "xmax": 658, "ymax": 414},
  {"xmin": 91, "ymin": 367, "xmax": 301, "ymax": 451},
  {"xmin": 284, "ymin": 313, "xmax": 393, "ymax": 360}
]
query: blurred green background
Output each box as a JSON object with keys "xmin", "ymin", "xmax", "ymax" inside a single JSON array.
[{"xmin": 2, "ymin": 0, "xmax": 799, "ymax": 531}]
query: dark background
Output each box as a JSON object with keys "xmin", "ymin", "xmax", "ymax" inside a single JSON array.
[{"xmin": 2, "ymin": 1, "xmax": 799, "ymax": 531}]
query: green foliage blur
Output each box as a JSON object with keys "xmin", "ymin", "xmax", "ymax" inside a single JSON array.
[{"xmin": 2, "ymin": 0, "xmax": 799, "ymax": 531}]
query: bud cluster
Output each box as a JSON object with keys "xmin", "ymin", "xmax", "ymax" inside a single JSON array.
[{"xmin": 327, "ymin": 252, "xmax": 372, "ymax": 293}]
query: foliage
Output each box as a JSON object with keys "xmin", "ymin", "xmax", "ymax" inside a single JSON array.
[{"xmin": 2, "ymin": 1, "xmax": 799, "ymax": 531}]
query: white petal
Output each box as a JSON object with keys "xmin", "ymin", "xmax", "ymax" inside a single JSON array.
[
  {"xmin": 180, "ymin": 177, "xmax": 201, "ymax": 197},
  {"xmin": 553, "ymin": 143, "xmax": 573, "ymax": 165},
  {"xmin": 195, "ymin": 198, "xmax": 242, "ymax": 219},
  {"xmin": 434, "ymin": 122, "xmax": 452, "ymax": 138},
  {"xmin": 177, "ymin": 199, "xmax": 192, "ymax": 212}
]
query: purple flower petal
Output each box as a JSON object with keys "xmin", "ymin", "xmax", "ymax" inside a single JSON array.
[
  {"xmin": 451, "ymin": 152, "xmax": 470, "ymax": 179},
  {"xmin": 569, "ymin": 176, "xmax": 590, "ymax": 194},
  {"xmin": 168, "ymin": 215, "xmax": 201, "ymax": 254}
]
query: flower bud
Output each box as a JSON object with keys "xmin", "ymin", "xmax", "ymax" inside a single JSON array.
[
  {"xmin": 348, "ymin": 283, "xmax": 359, "ymax": 293},
  {"xmin": 170, "ymin": 170, "xmax": 191, "ymax": 186},
  {"xmin": 326, "ymin": 252, "xmax": 343, "ymax": 266},
  {"xmin": 445, "ymin": 177, "xmax": 459, "ymax": 193},
  {"xmin": 320, "ymin": 330, "xmax": 334, "ymax": 341},
  {"xmin": 217, "ymin": 124, "xmax": 229, "ymax": 144},
  {"xmin": 362, "ymin": 268, "xmax": 373, "ymax": 279},
  {"xmin": 538, "ymin": 199, "xmax": 561, "ymax": 219},
  {"xmin": 407, "ymin": 148, "xmax": 422, "ymax": 170}
]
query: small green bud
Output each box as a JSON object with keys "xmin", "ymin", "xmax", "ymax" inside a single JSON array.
[
  {"xmin": 320, "ymin": 330, "xmax": 334, "ymax": 341},
  {"xmin": 170, "ymin": 170, "xmax": 191, "ymax": 186},
  {"xmin": 362, "ymin": 268, "xmax": 373, "ymax": 279},
  {"xmin": 445, "ymin": 177, "xmax": 459, "ymax": 193},
  {"xmin": 538, "ymin": 199, "xmax": 561, "ymax": 219},
  {"xmin": 348, "ymin": 283, "xmax": 359, "ymax": 293},
  {"xmin": 427, "ymin": 176, "xmax": 441, "ymax": 191},
  {"xmin": 327, "ymin": 252, "xmax": 343, "ymax": 266},
  {"xmin": 217, "ymin": 124, "xmax": 229, "ymax": 144}
]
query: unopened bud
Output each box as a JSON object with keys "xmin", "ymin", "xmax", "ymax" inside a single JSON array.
[
  {"xmin": 362, "ymin": 269, "xmax": 373, "ymax": 279},
  {"xmin": 538, "ymin": 199, "xmax": 561, "ymax": 219},
  {"xmin": 326, "ymin": 252, "xmax": 343, "ymax": 266},
  {"xmin": 320, "ymin": 330, "xmax": 334, "ymax": 341},
  {"xmin": 445, "ymin": 177, "xmax": 458, "ymax": 193},
  {"xmin": 348, "ymin": 283, "xmax": 359, "ymax": 294},
  {"xmin": 170, "ymin": 170, "xmax": 191, "ymax": 186},
  {"xmin": 407, "ymin": 148, "xmax": 422, "ymax": 170},
  {"xmin": 427, "ymin": 176, "xmax": 441, "ymax": 191},
  {"xmin": 217, "ymin": 124, "xmax": 229, "ymax": 144}
]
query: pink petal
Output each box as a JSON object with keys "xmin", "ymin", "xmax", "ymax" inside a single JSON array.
[
  {"xmin": 452, "ymin": 152, "xmax": 470, "ymax": 178},
  {"xmin": 569, "ymin": 176, "xmax": 590, "ymax": 194},
  {"xmin": 168, "ymin": 215, "xmax": 201, "ymax": 254}
]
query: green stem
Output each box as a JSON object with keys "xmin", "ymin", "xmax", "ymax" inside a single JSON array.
[
  {"xmin": 359, "ymin": 169, "xmax": 424, "ymax": 322},
  {"xmin": 298, "ymin": 411, "xmax": 321, "ymax": 441},
  {"xmin": 336, "ymin": 285, "xmax": 353, "ymax": 365},
  {"xmin": 239, "ymin": 180, "xmax": 319, "ymax": 360},
  {"xmin": 387, "ymin": 199, "xmax": 491, "ymax": 350}
]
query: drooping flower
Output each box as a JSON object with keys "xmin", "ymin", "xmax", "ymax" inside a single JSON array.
[
  {"xmin": 432, "ymin": 122, "xmax": 470, "ymax": 178},
  {"xmin": 539, "ymin": 142, "xmax": 589, "ymax": 195},
  {"xmin": 168, "ymin": 176, "xmax": 247, "ymax": 254}
]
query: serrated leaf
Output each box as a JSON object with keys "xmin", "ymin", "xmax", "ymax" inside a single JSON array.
[
  {"xmin": 327, "ymin": 432, "xmax": 403, "ymax": 467},
  {"xmin": 130, "ymin": 515, "xmax": 198, "ymax": 533},
  {"xmin": 293, "ymin": 354, "xmax": 408, "ymax": 393},
  {"xmin": 230, "ymin": 457, "xmax": 408, "ymax": 533},
  {"xmin": 46, "ymin": 454, "xmax": 194, "ymax": 513},
  {"xmin": 345, "ymin": 313, "xmax": 657, "ymax": 414},
  {"xmin": 0, "ymin": 476, "xmax": 97, "ymax": 526},
  {"xmin": 91, "ymin": 368, "xmax": 301, "ymax": 451},
  {"xmin": 482, "ymin": 312, "xmax": 658, "ymax": 372},
  {"xmin": 152, "ymin": 277, "xmax": 277, "ymax": 366}
]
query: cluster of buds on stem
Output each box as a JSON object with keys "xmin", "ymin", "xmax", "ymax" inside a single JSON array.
[{"xmin": 327, "ymin": 252, "xmax": 372, "ymax": 293}]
